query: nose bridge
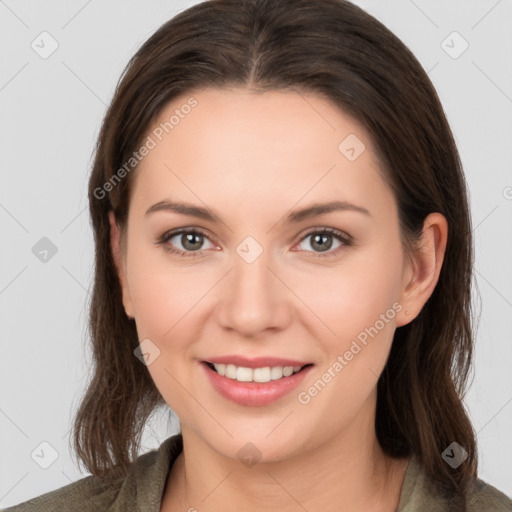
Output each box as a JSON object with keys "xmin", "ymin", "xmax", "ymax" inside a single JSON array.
[
  {"xmin": 216, "ymin": 233, "xmax": 290, "ymax": 335},
  {"xmin": 235, "ymin": 237, "xmax": 271, "ymax": 288},
  {"xmin": 232, "ymin": 233, "xmax": 276, "ymax": 305}
]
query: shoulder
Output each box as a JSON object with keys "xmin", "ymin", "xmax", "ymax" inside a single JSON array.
[
  {"xmin": 399, "ymin": 455, "xmax": 512, "ymax": 511},
  {"xmin": 1, "ymin": 475, "xmax": 119, "ymax": 512},
  {"xmin": 466, "ymin": 478, "xmax": 512, "ymax": 512},
  {"xmin": 2, "ymin": 433, "xmax": 183, "ymax": 512}
]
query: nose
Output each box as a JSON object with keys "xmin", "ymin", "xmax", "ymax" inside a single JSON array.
[{"xmin": 215, "ymin": 241, "xmax": 293, "ymax": 338}]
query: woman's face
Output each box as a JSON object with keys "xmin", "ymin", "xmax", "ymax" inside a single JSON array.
[{"xmin": 112, "ymin": 87, "xmax": 417, "ymax": 462}]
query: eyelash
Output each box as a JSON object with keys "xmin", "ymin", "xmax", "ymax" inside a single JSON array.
[{"xmin": 156, "ymin": 227, "xmax": 352, "ymax": 259}]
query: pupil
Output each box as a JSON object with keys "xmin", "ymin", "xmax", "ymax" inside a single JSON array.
[
  {"xmin": 312, "ymin": 233, "xmax": 332, "ymax": 252},
  {"xmin": 183, "ymin": 233, "xmax": 202, "ymax": 251}
]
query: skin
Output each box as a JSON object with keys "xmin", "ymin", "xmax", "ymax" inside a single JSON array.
[{"xmin": 109, "ymin": 87, "xmax": 448, "ymax": 511}]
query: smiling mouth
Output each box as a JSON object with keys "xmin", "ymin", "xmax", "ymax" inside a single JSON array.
[{"xmin": 203, "ymin": 361, "xmax": 313, "ymax": 383}]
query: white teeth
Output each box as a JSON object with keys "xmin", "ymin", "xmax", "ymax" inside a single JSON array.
[
  {"xmin": 253, "ymin": 367, "xmax": 271, "ymax": 382},
  {"xmin": 236, "ymin": 366, "xmax": 253, "ymax": 382},
  {"xmin": 215, "ymin": 363, "xmax": 226, "ymax": 376},
  {"xmin": 270, "ymin": 366, "xmax": 283, "ymax": 380},
  {"xmin": 225, "ymin": 364, "xmax": 237, "ymax": 379},
  {"xmin": 282, "ymin": 366, "xmax": 294, "ymax": 377},
  {"xmin": 211, "ymin": 363, "xmax": 304, "ymax": 382}
]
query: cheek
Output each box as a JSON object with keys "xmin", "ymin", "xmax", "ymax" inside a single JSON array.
[
  {"xmin": 289, "ymin": 244, "xmax": 404, "ymax": 348},
  {"xmin": 126, "ymin": 252, "xmax": 207, "ymax": 409},
  {"xmin": 291, "ymin": 250, "xmax": 403, "ymax": 431},
  {"xmin": 126, "ymin": 242, "xmax": 205, "ymax": 340}
]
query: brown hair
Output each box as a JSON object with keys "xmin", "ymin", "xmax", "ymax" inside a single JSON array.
[{"xmin": 74, "ymin": 0, "xmax": 478, "ymax": 504}]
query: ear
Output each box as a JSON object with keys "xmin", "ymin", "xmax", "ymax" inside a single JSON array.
[
  {"xmin": 108, "ymin": 211, "xmax": 134, "ymax": 319},
  {"xmin": 395, "ymin": 212, "xmax": 448, "ymax": 327}
]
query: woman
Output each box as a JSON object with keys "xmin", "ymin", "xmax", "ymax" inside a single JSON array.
[{"xmin": 6, "ymin": 0, "xmax": 512, "ymax": 510}]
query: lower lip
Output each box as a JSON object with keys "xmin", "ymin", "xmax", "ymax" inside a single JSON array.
[{"xmin": 201, "ymin": 362, "xmax": 313, "ymax": 407}]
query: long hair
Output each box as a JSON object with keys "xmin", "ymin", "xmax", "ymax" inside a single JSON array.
[{"xmin": 74, "ymin": 0, "xmax": 477, "ymax": 502}]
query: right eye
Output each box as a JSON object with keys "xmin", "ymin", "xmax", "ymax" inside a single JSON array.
[{"xmin": 157, "ymin": 228, "xmax": 217, "ymax": 257}]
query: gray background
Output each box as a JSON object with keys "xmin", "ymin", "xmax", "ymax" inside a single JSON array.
[{"xmin": 1, "ymin": 0, "xmax": 511, "ymax": 506}]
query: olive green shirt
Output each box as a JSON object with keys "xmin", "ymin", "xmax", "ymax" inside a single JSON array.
[{"xmin": 3, "ymin": 433, "xmax": 512, "ymax": 511}]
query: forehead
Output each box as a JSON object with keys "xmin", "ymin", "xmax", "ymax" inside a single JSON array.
[
  {"xmin": 131, "ymin": 87, "xmax": 394, "ymax": 223},
  {"xmin": 145, "ymin": 86, "xmax": 369, "ymax": 165}
]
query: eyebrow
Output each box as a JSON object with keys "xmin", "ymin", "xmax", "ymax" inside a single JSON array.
[{"xmin": 145, "ymin": 199, "xmax": 371, "ymax": 223}]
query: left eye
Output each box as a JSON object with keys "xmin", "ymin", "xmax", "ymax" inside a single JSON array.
[{"xmin": 294, "ymin": 228, "xmax": 352, "ymax": 257}]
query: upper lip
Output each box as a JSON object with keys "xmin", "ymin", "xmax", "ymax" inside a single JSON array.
[{"xmin": 203, "ymin": 355, "xmax": 312, "ymax": 368}]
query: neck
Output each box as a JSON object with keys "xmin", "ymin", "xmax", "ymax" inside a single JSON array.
[{"xmin": 162, "ymin": 401, "xmax": 409, "ymax": 511}]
